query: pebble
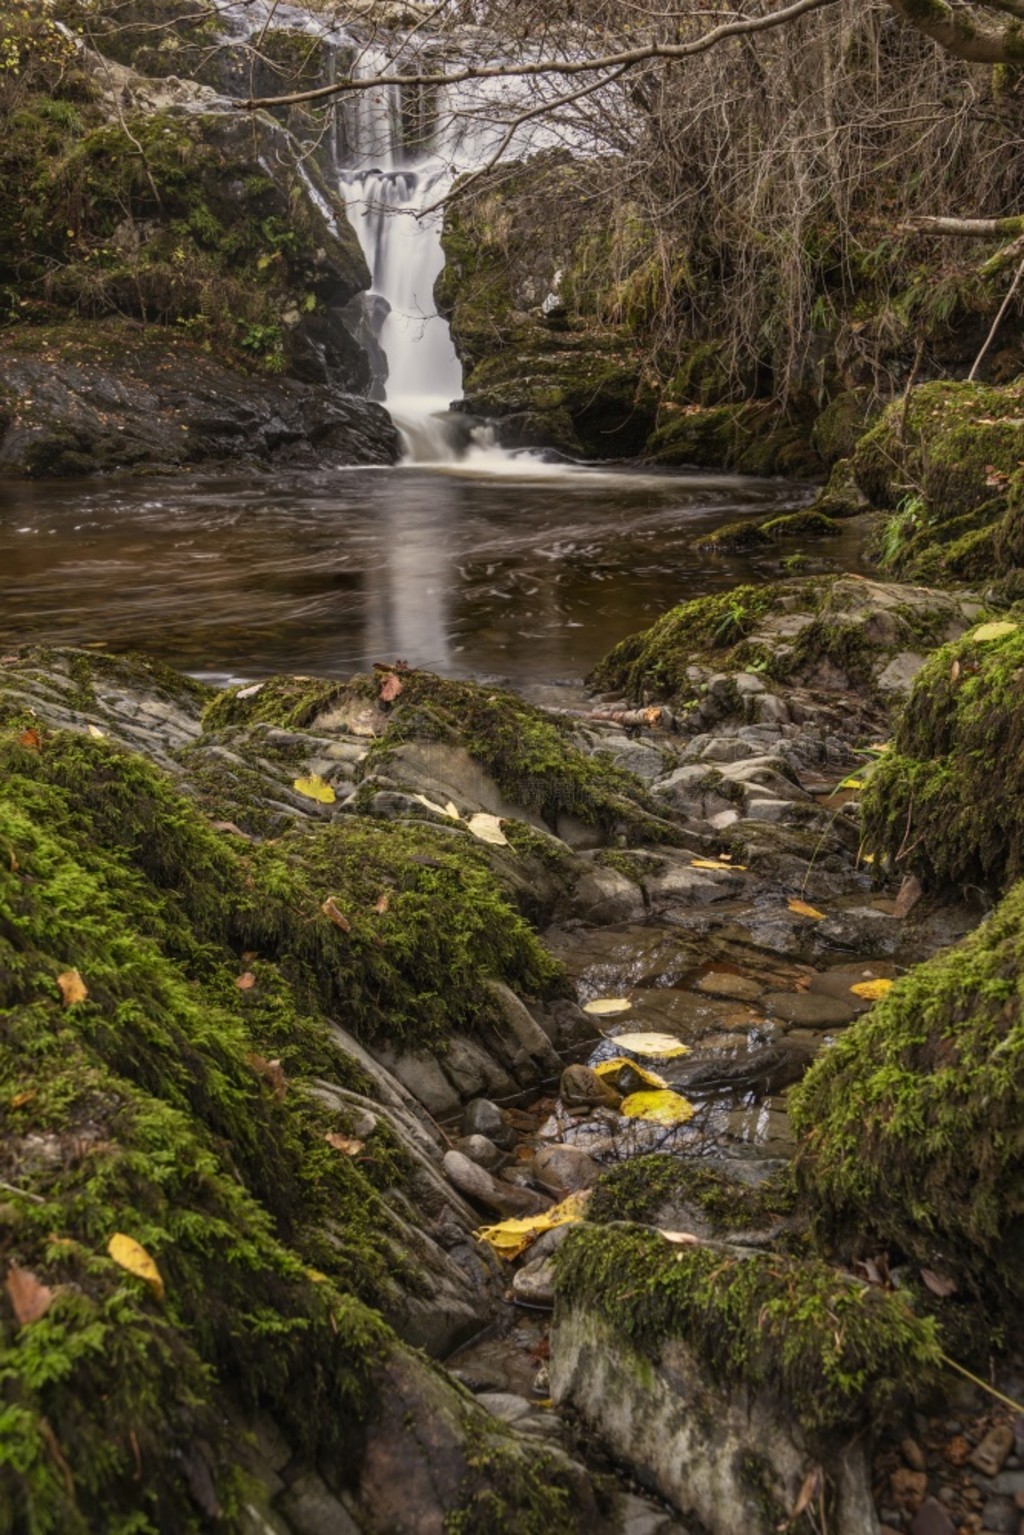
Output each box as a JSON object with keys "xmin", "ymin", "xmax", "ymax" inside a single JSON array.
[
  {"xmin": 973, "ymin": 1427, "xmax": 1016, "ymax": 1478},
  {"xmin": 442, "ymin": 1150, "xmax": 551, "ymax": 1217},
  {"xmin": 532, "ymin": 1143, "xmax": 600, "ymax": 1193},
  {"xmin": 453, "ymin": 1134, "xmax": 503, "ymax": 1170},
  {"xmin": 891, "ymin": 1468, "xmax": 928, "ymax": 1510},
  {"xmin": 559, "ymin": 1064, "xmax": 622, "ymax": 1111},
  {"xmin": 980, "ymin": 1496, "xmax": 1019, "ymax": 1533},
  {"xmin": 909, "ymin": 1500, "xmax": 956, "ymax": 1535},
  {"xmin": 512, "ymin": 1255, "xmax": 557, "ymax": 1308},
  {"xmin": 463, "ymin": 1098, "xmax": 516, "ymax": 1149},
  {"xmin": 902, "ymin": 1437, "xmax": 927, "ymax": 1472}
]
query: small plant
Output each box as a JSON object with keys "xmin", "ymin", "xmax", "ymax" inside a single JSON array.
[{"xmin": 877, "ymin": 494, "xmax": 923, "ymax": 571}]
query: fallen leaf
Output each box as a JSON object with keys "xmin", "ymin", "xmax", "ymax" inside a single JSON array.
[
  {"xmin": 321, "ymin": 897, "xmax": 351, "ymax": 933},
  {"xmin": 247, "ymin": 1053, "xmax": 286, "ymax": 1101},
  {"xmin": 920, "ymin": 1267, "xmax": 957, "ymax": 1298},
  {"xmin": 324, "ymin": 1132, "xmax": 364, "ymax": 1156},
  {"xmin": 5, "ymin": 1264, "xmax": 54, "ymax": 1326},
  {"xmin": 374, "ymin": 893, "xmax": 390, "ymax": 914},
  {"xmin": 413, "ymin": 792, "xmax": 459, "ymax": 819},
  {"xmin": 582, "ymin": 997, "xmax": 632, "ymax": 1016},
  {"xmin": 293, "ymin": 774, "xmax": 336, "ymax": 805},
  {"xmin": 18, "ymin": 728, "xmax": 41, "ymax": 751},
  {"xmin": 10, "ymin": 1091, "xmax": 35, "ymax": 1109},
  {"xmin": 593, "ymin": 1057, "xmax": 668, "ymax": 1089},
  {"xmin": 788, "ymin": 899, "xmax": 826, "ymax": 920},
  {"xmin": 970, "ymin": 620, "xmax": 1018, "ymax": 643},
  {"xmin": 657, "ymin": 1230, "xmax": 701, "ymax": 1245},
  {"xmin": 378, "ymin": 673, "xmax": 404, "ymax": 703},
  {"xmin": 620, "ymin": 1089, "xmax": 696, "ymax": 1125},
  {"xmin": 87, "ymin": 724, "xmax": 105, "ymax": 740},
  {"xmin": 791, "ymin": 1465, "xmax": 824, "ymax": 1521},
  {"xmin": 107, "ymin": 1234, "xmax": 164, "ymax": 1301},
  {"xmin": 837, "ymin": 774, "xmax": 866, "ymax": 791},
  {"xmin": 606, "ymin": 1031, "xmax": 689, "ymax": 1059},
  {"xmin": 57, "ymin": 970, "xmax": 88, "ymax": 1006},
  {"xmin": 691, "ymin": 858, "xmax": 747, "ymax": 871},
  {"xmin": 950, "ymin": 657, "xmax": 961, "ymax": 684},
  {"xmin": 475, "ymin": 1192, "xmax": 590, "ymax": 1261},
  {"xmin": 235, "ymin": 971, "xmax": 256, "ymax": 990},
  {"xmin": 235, "ymin": 682, "xmax": 264, "ymax": 699},
  {"xmin": 466, "ymin": 812, "xmax": 508, "ymax": 846},
  {"xmin": 304, "ymin": 1267, "xmax": 329, "ymax": 1284},
  {"xmin": 211, "ymin": 820, "xmax": 250, "ymax": 839},
  {"xmin": 893, "ymin": 874, "xmax": 923, "ymax": 920},
  {"xmin": 850, "ymin": 978, "xmax": 893, "ymax": 1001}
]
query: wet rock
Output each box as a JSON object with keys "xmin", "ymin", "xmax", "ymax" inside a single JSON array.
[
  {"xmin": 454, "ymin": 1134, "xmax": 503, "ymax": 1170},
  {"xmin": 876, "ymin": 652, "xmax": 927, "ymax": 694},
  {"xmin": 442, "ymin": 1151, "xmax": 551, "ymax": 1216},
  {"xmin": 568, "ymin": 864, "xmax": 647, "ymax": 925},
  {"xmin": 533, "ymin": 1144, "xmax": 601, "ymax": 1193},
  {"xmin": 891, "ymin": 1467, "xmax": 929, "ymax": 1512},
  {"xmin": 744, "ymin": 797, "xmax": 799, "ymax": 824},
  {"xmin": 275, "ymin": 1471, "xmax": 361, "ymax": 1535},
  {"xmin": 981, "ymin": 1496, "xmax": 1019, "ymax": 1533},
  {"xmin": 762, "ymin": 991, "xmax": 860, "ymax": 1028},
  {"xmin": 693, "ymin": 971, "xmax": 763, "ymax": 1004},
  {"xmin": 512, "ymin": 1255, "xmax": 558, "ymax": 1308},
  {"xmin": 463, "ymin": 1098, "xmax": 516, "ymax": 1149},
  {"xmin": 560, "ymin": 1065, "xmax": 623, "ymax": 1110},
  {"xmin": 909, "ymin": 1500, "xmax": 956, "ymax": 1535},
  {"xmin": 902, "ymin": 1437, "xmax": 927, "ymax": 1473}
]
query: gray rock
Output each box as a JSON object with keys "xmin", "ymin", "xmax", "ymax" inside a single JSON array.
[
  {"xmin": 454, "ymin": 1134, "xmax": 504, "ymax": 1170},
  {"xmin": 512, "ymin": 1255, "xmax": 557, "ymax": 1307},
  {"xmin": 275, "ymin": 1473, "xmax": 361, "ymax": 1535},
  {"xmin": 752, "ymin": 694, "xmax": 791, "ymax": 725},
  {"xmin": 569, "ymin": 865, "xmax": 647, "ymax": 925},
  {"xmin": 735, "ymin": 673, "xmax": 767, "ymax": 696},
  {"xmin": 743, "ymin": 798, "xmax": 797, "ymax": 823},
  {"xmin": 876, "ymin": 651, "xmax": 927, "ymax": 694},
  {"xmin": 442, "ymin": 1151, "xmax": 551, "ymax": 1216},
  {"xmin": 463, "ymin": 1098, "xmax": 515, "ymax": 1147},
  {"xmin": 533, "ymin": 1144, "xmax": 601, "ymax": 1192},
  {"xmin": 693, "ymin": 971, "xmax": 763, "ymax": 1004},
  {"xmin": 700, "ymin": 737, "xmax": 762, "ymax": 764},
  {"xmin": 560, "ymin": 1064, "xmax": 622, "ymax": 1110},
  {"xmin": 908, "ymin": 1500, "xmax": 956, "ymax": 1535},
  {"xmin": 763, "ymin": 991, "xmax": 859, "ymax": 1028},
  {"xmin": 979, "ymin": 1496, "xmax": 1018, "ymax": 1534}
]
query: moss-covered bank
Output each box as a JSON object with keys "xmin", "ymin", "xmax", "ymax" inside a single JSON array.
[{"xmin": 861, "ymin": 620, "xmax": 1024, "ymax": 893}]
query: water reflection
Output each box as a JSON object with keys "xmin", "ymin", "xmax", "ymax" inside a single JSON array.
[{"xmin": 0, "ymin": 462, "xmax": 855, "ymax": 681}]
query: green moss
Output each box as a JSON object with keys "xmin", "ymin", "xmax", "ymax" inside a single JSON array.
[
  {"xmin": 759, "ymin": 509, "xmax": 842, "ymax": 541},
  {"xmin": 586, "ymin": 1154, "xmax": 794, "ymax": 1228},
  {"xmin": 443, "ymin": 1418, "xmax": 579, "ymax": 1535},
  {"xmin": 791, "ymin": 877, "xmax": 1024, "ymax": 1300},
  {"xmin": 647, "ymin": 401, "xmax": 821, "ymax": 477},
  {"xmin": 202, "ymin": 675, "xmax": 349, "ymax": 733},
  {"xmin": 861, "ymin": 622, "xmax": 1024, "ymax": 892},
  {"xmin": 691, "ymin": 519, "xmax": 773, "ymax": 554},
  {"xmin": 555, "ymin": 1226, "xmax": 941, "ymax": 1432}
]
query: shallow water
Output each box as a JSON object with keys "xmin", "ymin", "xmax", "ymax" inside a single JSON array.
[{"xmin": 0, "ymin": 459, "xmax": 861, "ymax": 684}]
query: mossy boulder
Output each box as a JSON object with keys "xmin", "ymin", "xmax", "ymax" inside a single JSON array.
[
  {"xmin": 791, "ymin": 876, "xmax": 1024, "ymax": 1302},
  {"xmin": 646, "ymin": 401, "xmax": 821, "ymax": 476},
  {"xmin": 851, "ymin": 380, "xmax": 1024, "ymax": 579},
  {"xmin": 861, "ymin": 619, "xmax": 1024, "ymax": 893},
  {"xmin": 692, "ymin": 508, "xmax": 842, "ymax": 553}
]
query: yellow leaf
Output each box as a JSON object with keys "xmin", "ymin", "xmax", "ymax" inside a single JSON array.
[
  {"xmin": 837, "ymin": 775, "xmax": 865, "ymax": 791},
  {"xmin": 475, "ymin": 1192, "xmax": 590, "ymax": 1261},
  {"xmin": 293, "ymin": 774, "xmax": 336, "ymax": 805},
  {"xmin": 107, "ymin": 1234, "xmax": 164, "ymax": 1301},
  {"xmin": 849, "ymin": 978, "xmax": 894, "ymax": 1001},
  {"xmin": 620, "ymin": 1089, "xmax": 696, "ymax": 1125},
  {"xmin": 324, "ymin": 1132, "xmax": 364, "ymax": 1156},
  {"xmin": 606, "ymin": 1031, "xmax": 689, "ymax": 1059},
  {"xmin": 970, "ymin": 620, "xmax": 1018, "ymax": 643},
  {"xmin": 87, "ymin": 724, "xmax": 105, "ymax": 739},
  {"xmin": 305, "ymin": 1267, "xmax": 330, "ymax": 1284},
  {"xmin": 691, "ymin": 858, "xmax": 748, "ymax": 871},
  {"xmin": 788, "ymin": 899, "xmax": 826, "ymax": 921},
  {"xmin": 56, "ymin": 970, "xmax": 88, "ymax": 1006},
  {"xmin": 466, "ymin": 812, "xmax": 508, "ymax": 846},
  {"xmin": 593, "ymin": 1057, "xmax": 668, "ymax": 1089},
  {"xmin": 582, "ymin": 997, "xmax": 631, "ymax": 1016},
  {"xmin": 413, "ymin": 792, "xmax": 459, "ymax": 819}
]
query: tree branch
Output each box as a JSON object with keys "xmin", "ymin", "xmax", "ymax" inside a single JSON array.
[
  {"xmin": 899, "ymin": 214, "xmax": 1024, "ymax": 236},
  {"xmin": 885, "ymin": 0, "xmax": 1024, "ymax": 66}
]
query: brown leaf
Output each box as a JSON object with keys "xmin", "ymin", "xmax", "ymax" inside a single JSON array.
[
  {"xmin": 57, "ymin": 970, "xmax": 88, "ymax": 1006},
  {"xmin": 17, "ymin": 728, "xmax": 41, "ymax": 751},
  {"xmin": 324, "ymin": 1132, "xmax": 364, "ymax": 1156},
  {"xmin": 893, "ymin": 875, "xmax": 923, "ymax": 920},
  {"xmin": 247, "ymin": 1053, "xmax": 286, "ymax": 1102},
  {"xmin": 235, "ymin": 971, "xmax": 256, "ymax": 990},
  {"xmin": 321, "ymin": 897, "xmax": 351, "ymax": 933},
  {"xmin": 950, "ymin": 657, "xmax": 961, "ymax": 684},
  {"xmin": 10, "ymin": 1091, "xmax": 35, "ymax": 1110},
  {"xmin": 378, "ymin": 672, "xmax": 404, "ymax": 704},
  {"xmin": 5, "ymin": 1263, "xmax": 54, "ymax": 1326},
  {"xmin": 920, "ymin": 1267, "xmax": 957, "ymax": 1297},
  {"xmin": 374, "ymin": 893, "xmax": 389, "ymax": 915},
  {"xmin": 791, "ymin": 1464, "xmax": 823, "ymax": 1520}
]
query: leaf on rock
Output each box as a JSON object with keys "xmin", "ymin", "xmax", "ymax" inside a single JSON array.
[
  {"xmin": 378, "ymin": 673, "xmax": 404, "ymax": 703},
  {"xmin": 321, "ymin": 897, "xmax": 351, "ymax": 933},
  {"xmin": 657, "ymin": 1230, "xmax": 701, "ymax": 1246},
  {"xmin": 413, "ymin": 792, "xmax": 459, "ymax": 820},
  {"xmin": 970, "ymin": 620, "xmax": 1018, "ymax": 643},
  {"xmin": 837, "ymin": 774, "xmax": 865, "ymax": 791},
  {"xmin": 606, "ymin": 1031, "xmax": 689, "ymax": 1059},
  {"xmin": 5, "ymin": 1264, "xmax": 54, "ymax": 1326},
  {"xmin": 691, "ymin": 858, "xmax": 747, "ymax": 871},
  {"xmin": 293, "ymin": 773, "xmax": 336, "ymax": 805},
  {"xmin": 593, "ymin": 1057, "xmax": 668, "ymax": 1089},
  {"xmin": 582, "ymin": 997, "xmax": 631, "ymax": 1016},
  {"xmin": 107, "ymin": 1234, "xmax": 165, "ymax": 1301},
  {"xmin": 304, "ymin": 1267, "xmax": 329, "ymax": 1284},
  {"xmin": 235, "ymin": 971, "xmax": 256, "ymax": 990},
  {"xmin": 849, "ymin": 978, "xmax": 893, "ymax": 1001},
  {"xmin": 324, "ymin": 1132, "xmax": 364, "ymax": 1156},
  {"xmin": 920, "ymin": 1267, "xmax": 958, "ymax": 1297},
  {"xmin": 620, "ymin": 1089, "xmax": 696, "ymax": 1125},
  {"xmin": 466, "ymin": 813, "xmax": 508, "ymax": 846},
  {"xmin": 87, "ymin": 724, "xmax": 105, "ymax": 740},
  {"xmin": 10, "ymin": 1091, "xmax": 35, "ymax": 1109},
  {"xmin": 57, "ymin": 970, "xmax": 88, "ymax": 1006},
  {"xmin": 17, "ymin": 728, "xmax": 41, "ymax": 751},
  {"xmin": 788, "ymin": 899, "xmax": 826, "ymax": 920},
  {"xmin": 236, "ymin": 682, "xmax": 264, "ymax": 699},
  {"xmin": 475, "ymin": 1192, "xmax": 590, "ymax": 1261}
]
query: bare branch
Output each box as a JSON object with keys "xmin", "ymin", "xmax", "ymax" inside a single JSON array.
[
  {"xmin": 886, "ymin": 0, "xmax": 1024, "ymax": 65},
  {"xmin": 900, "ymin": 214, "xmax": 1024, "ymax": 236}
]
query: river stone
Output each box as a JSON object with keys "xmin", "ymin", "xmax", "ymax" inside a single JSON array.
[
  {"xmin": 743, "ymin": 798, "xmax": 796, "ymax": 824},
  {"xmin": 533, "ymin": 1144, "xmax": 601, "ymax": 1193},
  {"xmin": 560, "ymin": 1065, "xmax": 623, "ymax": 1110},
  {"xmin": 735, "ymin": 673, "xmax": 767, "ymax": 696},
  {"xmin": 762, "ymin": 991, "xmax": 859, "ymax": 1028},
  {"xmin": 693, "ymin": 971, "xmax": 763, "ymax": 1004},
  {"xmin": 569, "ymin": 865, "xmax": 647, "ymax": 925},
  {"xmin": 442, "ymin": 1151, "xmax": 551, "ymax": 1216},
  {"xmin": 454, "ymin": 1134, "xmax": 503, "ymax": 1170},
  {"xmin": 512, "ymin": 1255, "xmax": 557, "ymax": 1308},
  {"xmin": 275, "ymin": 1471, "xmax": 361, "ymax": 1535},
  {"xmin": 463, "ymin": 1098, "xmax": 516, "ymax": 1148}
]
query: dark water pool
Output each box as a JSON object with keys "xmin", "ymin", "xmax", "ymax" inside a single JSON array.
[{"xmin": 0, "ymin": 459, "xmax": 862, "ymax": 684}]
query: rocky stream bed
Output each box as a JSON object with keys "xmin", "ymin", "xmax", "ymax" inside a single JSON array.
[{"xmin": 2, "ymin": 568, "xmax": 1023, "ymax": 1535}]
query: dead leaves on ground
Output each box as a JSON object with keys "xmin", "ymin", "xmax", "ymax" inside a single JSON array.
[
  {"xmin": 56, "ymin": 970, "xmax": 88, "ymax": 1007},
  {"xmin": 324, "ymin": 1132, "xmax": 364, "ymax": 1157},
  {"xmin": 107, "ymin": 1233, "xmax": 165, "ymax": 1302},
  {"xmin": 5, "ymin": 1264, "xmax": 54, "ymax": 1326},
  {"xmin": 293, "ymin": 773, "xmax": 336, "ymax": 805},
  {"xmin": 321, "ymin": 896, "xmax": 351, "ymax": 934},
  {"xmin": 787, "ymin": 899, "xmax": 826, "ymax": 921}
]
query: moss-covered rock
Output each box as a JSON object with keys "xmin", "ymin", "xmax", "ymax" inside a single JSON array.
[
  {"xmin": 692, "ymin": 508, "xmax": 842, "ymax": 553},
  {"xmin": 861, "ymin": 619, "xmax": 1024, "ymax": 893},
  {"xmin": 587, "ymin": 1154, "xmax": 794, "ymax": 1231},
  {"xmin": 851, "ymin": 380, "xmax": 1024, "ymax": 579},
  {"xmin": 791, "ymin": 876, "xmax": 1024, "ymax": 1301},
  {"xmin": 646, "ymin": 401, "xmax": 822, "ymax": 476}
]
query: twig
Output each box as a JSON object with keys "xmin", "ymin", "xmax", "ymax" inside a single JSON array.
[
  {"xmin": 0, "ymin": 1179, "xmax": 45, "ymax": 1205},
  {"xmin": 968, "ymin": 250, "xmax": 1024, "ymax": 381}
]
